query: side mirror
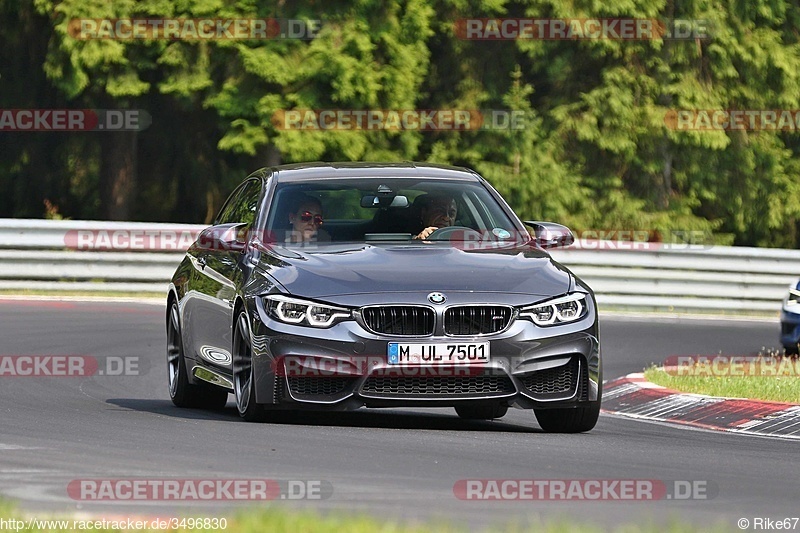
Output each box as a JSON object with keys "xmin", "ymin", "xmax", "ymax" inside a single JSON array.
[
  {"xmin": 523, "ymin": 221, "xmax": 575, "ymax": 249},
  {"xmin": 194, "ymin": 223, "xmax": 249, "ymax": 252}
]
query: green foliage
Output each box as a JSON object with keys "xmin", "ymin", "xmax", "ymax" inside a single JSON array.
[{"xmin": 2, "ymin": 0, "xmax": 800, "ymax": 244}]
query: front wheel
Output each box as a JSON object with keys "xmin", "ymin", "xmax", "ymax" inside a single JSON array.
[
  {"xmin": 166, "ymin": 301, "xmax": 228, "ymax": 409},
  {"xmin": 233, "ymin": 310, "xmax": 267, "ymax": 422},
  {"xmin": 534, "ymin": 402, "xmax": 601, "ymax": 433}
]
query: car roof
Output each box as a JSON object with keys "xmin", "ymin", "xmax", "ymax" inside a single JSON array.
[{"xmin": 266, "ymin": 162, "xmax": 482, "ymax": 183}]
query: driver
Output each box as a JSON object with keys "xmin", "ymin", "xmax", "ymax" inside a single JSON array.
[{"xmin": 412, "ymin": 193, "xmax": 458, "ymax": 240}]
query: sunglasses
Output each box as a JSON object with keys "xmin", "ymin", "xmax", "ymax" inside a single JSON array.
[{"xmin": 298, "ymin": 211, "xmax": 324, "ymax": 225}]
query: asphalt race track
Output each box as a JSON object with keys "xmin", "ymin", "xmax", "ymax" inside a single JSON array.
[{"xmin": 0, "ymin": 299, "xmax": 797, "ymax": 530}]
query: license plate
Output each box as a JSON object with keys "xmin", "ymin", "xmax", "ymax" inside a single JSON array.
[{"xmin": 387, "ymin": 342, "xmax": 490, "ymax": 365}]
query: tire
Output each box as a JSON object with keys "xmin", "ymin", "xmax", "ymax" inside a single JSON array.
[
  {"xmin": 455, "ymin": 403, "xmax": 508, "ymax": 420},
  {"xmin": 783, "ymin": 344, "xmax": 799, "ymax": 356},
  {"xmin": 233, "ymin": 309, "xmax": 267, "ymax": 422},
  {"xmin": 534, "ymin": 402, "xmax": 601, "ymax": 433},
  {"xmin": 166, "ymin": 301, "xmax": 229, "ymax": 409}
]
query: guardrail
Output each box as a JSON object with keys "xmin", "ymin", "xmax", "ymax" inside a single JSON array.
[
  {"xmin": 0, "ymin": 218, "xmax": 797, "ymax": 314},
  {"xmin": 0, "ymin": 219, "xmax": 203, "ymax": 294},
  {"xmin": 548, "ymin": 247, "xmax": 799, "ymax": 313}
]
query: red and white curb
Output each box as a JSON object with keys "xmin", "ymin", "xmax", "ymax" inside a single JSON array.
[{"xmin": 602, "ymin": 373, "xmax": 800, "ymax": 439}]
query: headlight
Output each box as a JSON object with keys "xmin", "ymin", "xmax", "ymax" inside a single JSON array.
[
  {"xmin": 519, "ymin": 293, "xmax": 588, "ymax": 326},
  {"xmin": 264, "ymin": 295, "xmax": 351, "ymax": 328}
]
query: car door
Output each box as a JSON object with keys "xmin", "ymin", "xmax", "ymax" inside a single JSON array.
[{"xmin": 184, "ymin": 178, "xmax": 263, "ymax": 371}]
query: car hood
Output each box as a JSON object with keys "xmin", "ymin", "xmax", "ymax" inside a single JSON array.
[{"xmin": 257, "ymin": 243, "xmax": 572, "ymax": 300}]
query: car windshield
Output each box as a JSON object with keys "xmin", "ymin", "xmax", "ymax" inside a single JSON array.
[{"xmin": 264, "ymin": 178, "xmax": 523, "ymax": 246}]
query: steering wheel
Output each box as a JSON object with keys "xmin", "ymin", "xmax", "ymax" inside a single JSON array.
[{"xmin": 425, "ymin": 226, "xmax": 484, "ymax": 241}]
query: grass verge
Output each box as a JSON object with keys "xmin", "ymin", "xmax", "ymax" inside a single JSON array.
[
  {"xmin": 644, "ymin": 357, "xmax": 800, "ymax": 403},
  {"xmin": 0, "ymin": 500, "xmax": 735, "ymax": 533}
]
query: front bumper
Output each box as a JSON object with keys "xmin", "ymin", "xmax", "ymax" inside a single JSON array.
[{"xmin": 248, "ymin": 296, "xmax": 601, "ymax": 411}]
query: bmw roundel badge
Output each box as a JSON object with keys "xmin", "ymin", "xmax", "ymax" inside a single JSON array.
[{"xmin": 428, "ymin": 292, "xmax": 446, "ymax": 304}]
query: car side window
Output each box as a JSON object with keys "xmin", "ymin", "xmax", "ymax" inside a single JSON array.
[{"xmin": 215, "ymin": 179, "xmax": 262, "ymax": 227}]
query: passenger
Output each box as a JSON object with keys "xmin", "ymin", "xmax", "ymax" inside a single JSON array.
[
  {"xmin": 411, "ymin": 194, "xmax": 458, "ymax": 240},
  {"xmin": 286, "ymin": 195, "xmax": 330, "ymax": 243}
]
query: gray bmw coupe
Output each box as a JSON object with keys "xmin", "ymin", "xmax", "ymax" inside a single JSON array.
[{"xmin": 167, "ymin": 162, "xmax": 601, "ymax": 432}]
